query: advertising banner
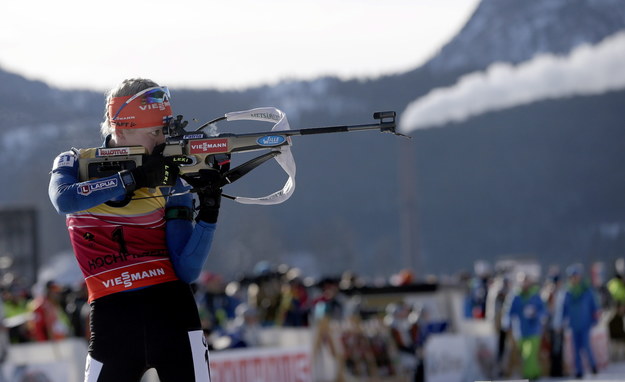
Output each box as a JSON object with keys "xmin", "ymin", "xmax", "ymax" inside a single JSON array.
[{"xmin": 210, "ymin": 346, "xmax": 312, "ymax": 382}]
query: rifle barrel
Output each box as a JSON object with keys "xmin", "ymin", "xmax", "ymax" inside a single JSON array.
[
  {"xmin": 293, "ymin": 123, "xmax": 385, "ymax": 136},
  {"xmin": 206, "ymin": 111, "xmax": 404, "ymax": 139}
]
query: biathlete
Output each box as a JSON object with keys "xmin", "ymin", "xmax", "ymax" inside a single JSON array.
[{"xmin": 49, "ymin": 78, "xmax": 221, "ymax": 382}]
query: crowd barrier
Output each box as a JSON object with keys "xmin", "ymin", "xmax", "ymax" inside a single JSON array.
[
  {"xmin": 210, "ymin": 346, "xmax": 311, "ymax": 382},
  {"xmin": 0, "ymin": 339, "xmax": 312, "ymax": 382},
  {"xmin": 425, "ymin": 327, "xmax": 610, "ymax": 382},
  {"xmin": 0, "ymin": 323, "xmax": 611, "ymax": 382},
  {"xmin": 425, "ymin": 333, "xmax": 497, "ymax": 382},
  {"xmin": 1, "ymin": 337, "xmax": 88, "ymax": 382}
]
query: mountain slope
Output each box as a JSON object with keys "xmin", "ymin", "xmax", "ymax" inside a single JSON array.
[
  {"xmin": 412, "ymin": 90, "xmax": 625, "ymax": 273},
  {"xmin": 427, "ymin": 0, "xmax": 625, "ymax": 74}
]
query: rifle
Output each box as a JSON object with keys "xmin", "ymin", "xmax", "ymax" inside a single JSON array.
[{"xmin": 78, "ymin": 107, "xmax": 405, "ymax": 205}]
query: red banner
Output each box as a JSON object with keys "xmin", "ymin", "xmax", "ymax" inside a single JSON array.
[{"xmin": 210, "ymin": 347, "xmax": 311, "ymax": 382}]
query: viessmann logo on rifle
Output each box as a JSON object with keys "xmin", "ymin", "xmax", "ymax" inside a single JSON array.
[{"xmin": 189, "ymin": 138, "xmax": 229, "ymax": 154}]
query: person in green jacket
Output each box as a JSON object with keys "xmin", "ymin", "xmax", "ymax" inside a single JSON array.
[
  {"xmin": 504, "ymin": 273, "xmax": 546, "ymax": 380},
  {"xmin": 607, "ymin": 259, "xmax": 625, "ymax": 305}
]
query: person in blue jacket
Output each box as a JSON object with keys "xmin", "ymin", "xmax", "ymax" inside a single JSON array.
[
  {"xmin": 503, "ymin": 272, "xmax": 546, "ymax": 380},
  {"xmin": 48, "ymin": 78, "xmax": 221, "ymax": 382},
  {"xmin": 561, "ymin": 263, "xmax": 600, "ymax": 378}
]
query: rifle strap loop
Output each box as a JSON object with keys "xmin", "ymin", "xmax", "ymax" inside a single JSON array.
[{"xmin": 223, "ymin": 107, "xmax": 296, "ymax": 205}]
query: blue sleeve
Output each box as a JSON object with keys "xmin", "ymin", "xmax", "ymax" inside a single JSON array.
[
  {"xmin": 48, "ymin": 151, "xmax": 129, "ymax": 214},
  {"xmin": 166, "ymin": 180, "xmax": 217, "ymax": 283}
]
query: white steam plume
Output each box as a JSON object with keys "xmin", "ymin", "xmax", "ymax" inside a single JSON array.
[{"xmin": 399, "ymin": 31, "xmax": 625, "ymax": 133}]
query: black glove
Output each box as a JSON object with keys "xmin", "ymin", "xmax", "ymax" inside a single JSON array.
[
  {"xmin": 182, "ymin": 169, "xmax": 223, "ymax": 223},
  {"xmin": 130, "ymin": 144, "xmax": 179, "ymax": 189}
]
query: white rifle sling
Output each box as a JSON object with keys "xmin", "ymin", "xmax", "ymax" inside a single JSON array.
[{"xmin": 224, "ymin": 107, "xmax": 296, "ymax": 205}]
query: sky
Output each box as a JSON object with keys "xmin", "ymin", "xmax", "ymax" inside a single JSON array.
[{"xmin": 0, "ymin": 0, "xmax": 479, "ymax": 92}]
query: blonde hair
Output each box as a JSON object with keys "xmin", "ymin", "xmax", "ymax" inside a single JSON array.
[{"xmin": 100, "ymin": 78, "xmax": 160, "ymax": 137}]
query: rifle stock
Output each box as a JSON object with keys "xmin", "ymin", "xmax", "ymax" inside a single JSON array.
[{"xmin": 78, "ymin": 146, "xmax": 146, "ymax": 181}]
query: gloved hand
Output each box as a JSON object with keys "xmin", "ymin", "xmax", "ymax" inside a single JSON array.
[
  {"xmin": 182, "ymin": 169, "xmax": 223, "ymax": 223},
  {"xmin": 130, "ymin": 144, "xmax": 179, "ymax": 189}
]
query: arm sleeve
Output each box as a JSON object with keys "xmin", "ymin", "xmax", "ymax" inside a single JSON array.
[
  {"xmin": 166, "ymin": 180, "xmax": 217, "ymax": 283},
  {"xmin": 48, "ymin": 151, "xmax": 129, "ymax": 214}
]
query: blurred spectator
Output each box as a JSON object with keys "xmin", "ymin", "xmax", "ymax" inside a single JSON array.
[
  {"xmin": 228, "ymin": 303, "xmax": 262, "ymax": 348},
  {"xmin": 0, "ymin": 292, "xmax": 8, "ymax": 382},
  {"xmin": 607, "ymin": 258, "xmax": 625, "ymax": 306},
  {"xmin": 486, "ymin": 273, "xmax": 510, "ymax": 374},
  {"xmin": 247, "ymin": 263, "xmax": 283, "ymax": 326},
  {"xmin": 276, "ymin": 269, "xmax": 309, "ymax": 327},
  {"xmin": 562, "ymin": 263, "xmax": 599, "ymax": 378},
  {"xmin": 608, "ymin": 302, "xmax": 625, "ymax": 361},
  {"xmin": 340, "ymin": 299, "xmax": 384, "ymax": 378},
  {"xmin": 541, "ymin": 268, "xmax": 566, "ymax": 377},
  {"xmin": 27, "ymin": 281, "xmax": 71, "ymax": 341},
  {"xmin": 384, "ymin": 301, "xmax": 419, "ymax": 381},
  {"xmin": 195, "ymin": 272, "xmax": 237, "ymax": 335},
  {"xmin": 591, "ymin": 262, "xmax": 611, "ymax": 309},
  {"xmin": 464, "ymin": 268, "xmax": 490, "ymax": 319},
  {"xmin": 412, "ymin": 305, "xmax": 435, "ymax": 382},
  {"xmin": 63, "ymin": 282, "xmax": 89, "ymax": 339},
  {"xmin": 2, "ymin": 288, "xmax": 31, "ymax": 343},
  {"xmin": 312, "ymin": 277, "xmax": 344, "ymax": 321},
  {"xmin": 503, "ymin": 272, "xmax": 546, "ymax": 380}
]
